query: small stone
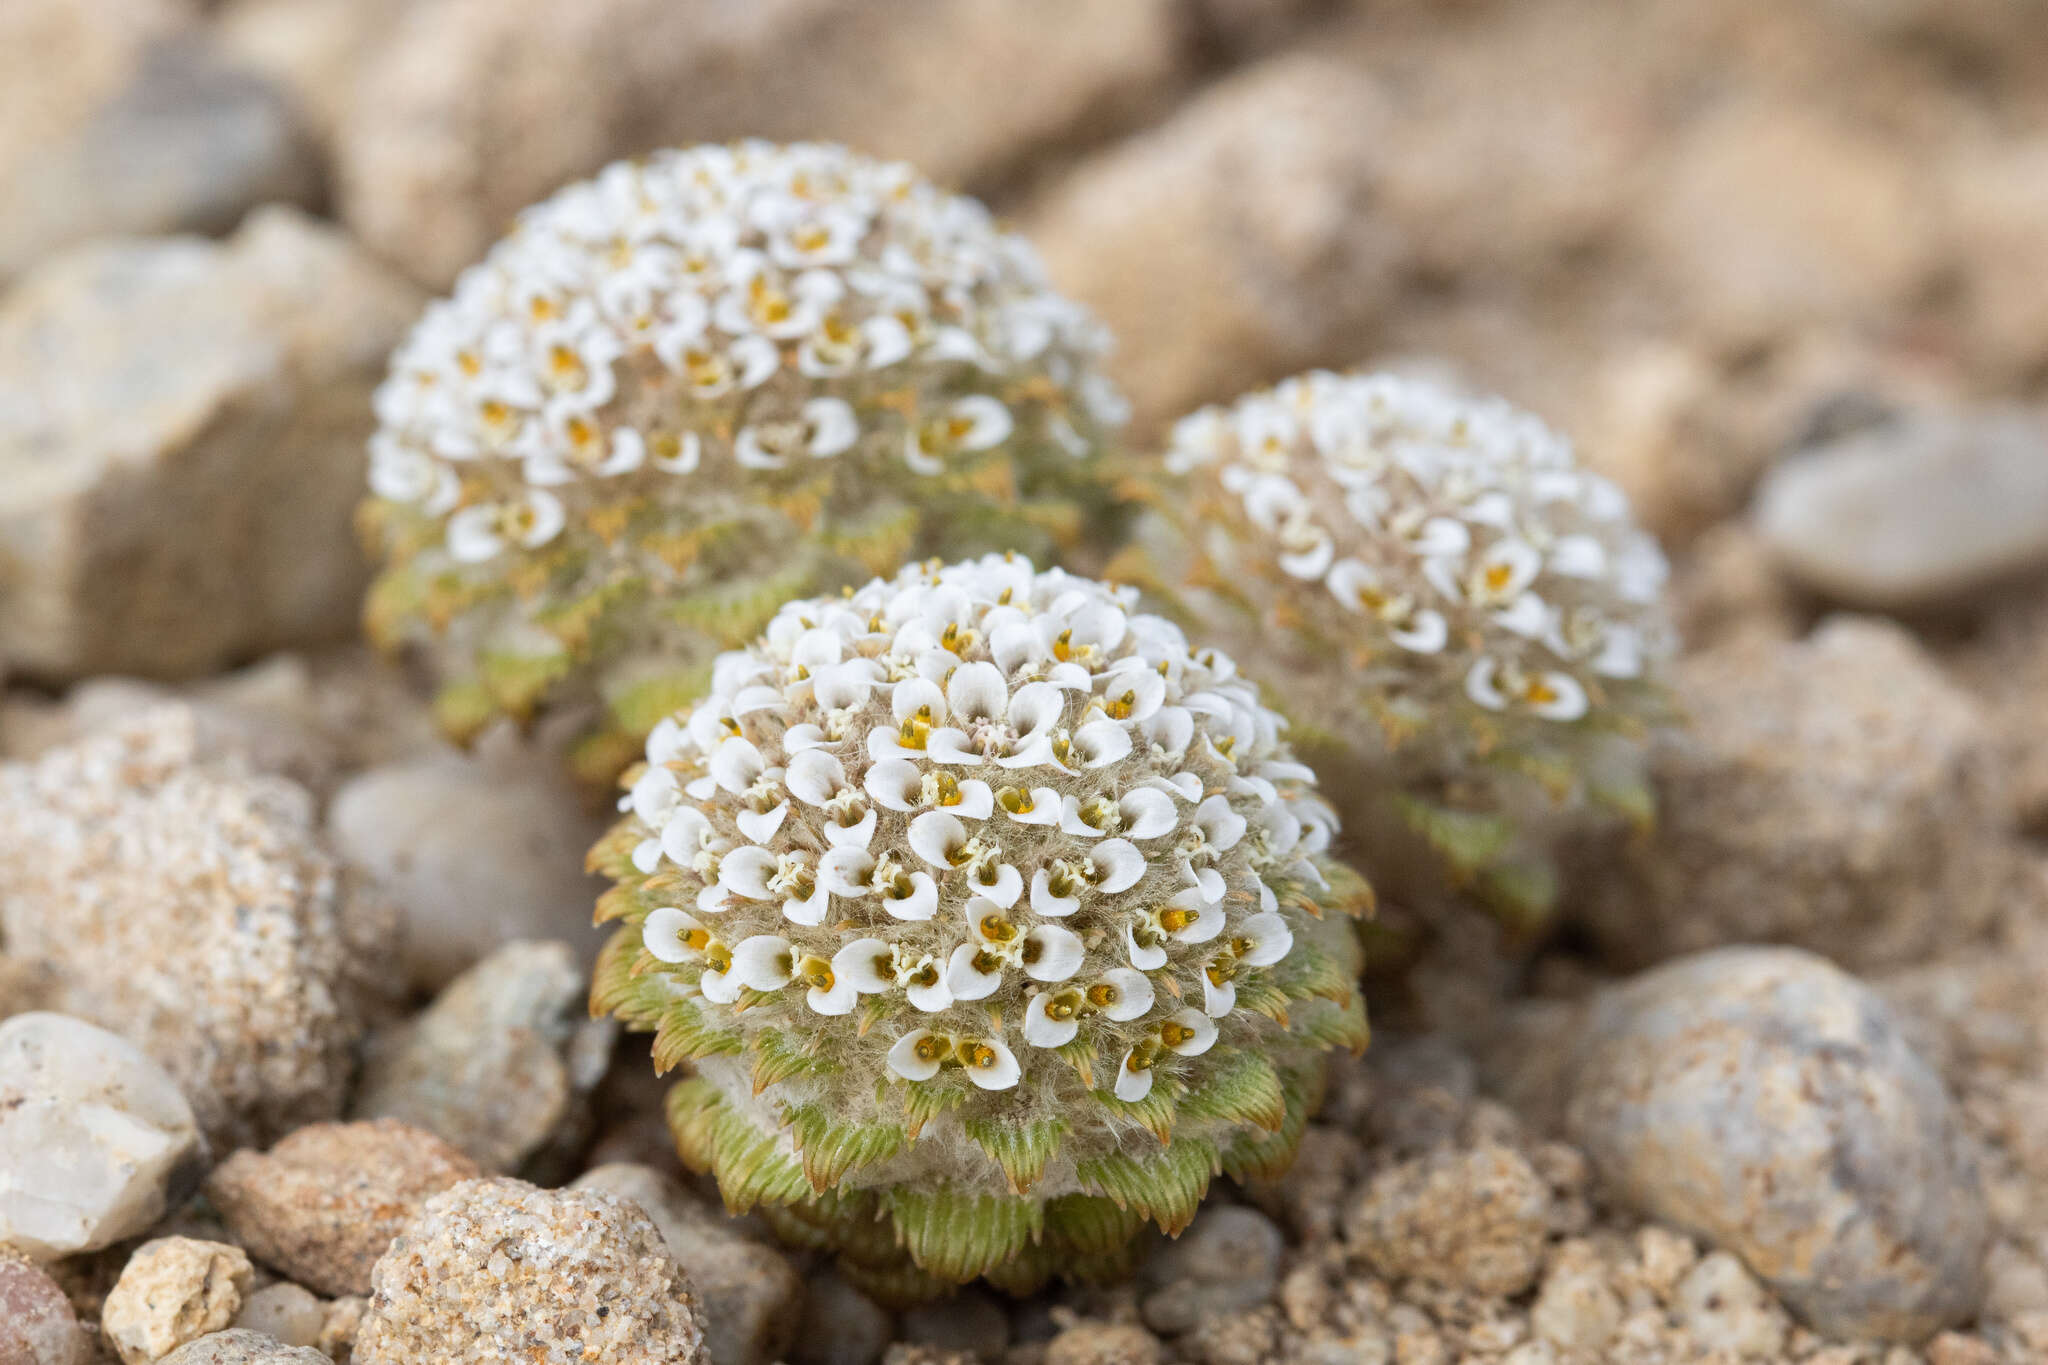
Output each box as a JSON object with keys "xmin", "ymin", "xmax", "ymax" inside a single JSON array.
[
  {"xmin": 1029, "ymin": 53, "xmax": 1403, "ymax": 431},
  {"xmin": 0, "ymin": 708, "xmax": 399, "ymax": 1148},
  {"xmin": 1573, "ymin": 617, "xmax": 2011, "ymax": 971},
  {"xmin": 351, "ymin": 942, "xmax": 614, "ymax": 1173},
  {"xmin": 900, "ymin": 1290, "xmax": 1010, "ymax": 1358},
  {"xmin": 1757, "ymin": 408, "xmax": 2048, "ymax": 609},
  {"xmin": 1634, "ymin": 1227, "xmax": 1698, "ymax": 1303},
  {"xmin": 0, "ymin": 209, "xmax": 421, "ymax": 679},
  {"xmin": 101, "ymin": 1239, "xmax": 253, "ymax": 1365},
  {"xmin": 1567, "ymin": 947, "xmax": 1988, "ymax": 1344},
  {"xmin": 1923, "ymin": 1333, "xmax": 1999, "ymax": 1365},
  {"xmin": 1139, "ymin": 1205, "xmax": 1285, "ymax": 1334},
  {"xmin": 0, "ymin": 1012, "xmax": 204, "ymax": 1259},
  {"xmin": 790, "ymin": 1267, "xmax": 892, "ymax": 1365},
  {"xmin": 326, "ymin": 746, "xmax": 609, "ymax": 992},
  {"xmin": 0, "ymin": 1252, "xmax": 91, "ymax": 1365},
  {"xmin": 155, "ymin": 1332, "xmax": 327, "ymax": 1365},
  {"xmin": 314, "ymin": 1299, "xmax": 364, "ymax": 1364},
  {"xmin": 1529, "ymin": 1240, "xmax": 1622, "ymax": 1352},
  {"xmin": 1343, "ymin": 1143, "xmax": 1551, "ymax": 1298},
  {"xmin": 0, "ymin": 5, "xmax": 318, "ymax": 280},
  {"xmin": 878, "ymin": 1349, "xmax": 974, "ymax": 1365},
  {"xmin": 206, "ymin": 1119, "xmax": 480, "ymax": 1297},
  {"xmin": 352, "ymin": 1177, "xmax": 709, "ymax": 1364},
  {"xmin": 229, "ymin": 1286, "xmax": 324, "ymax": 1351},
  {"xmin": 572, "ymin": 1164, "xmax": 802, "ymax": 1365},
  {"xmin": 1671, "ymin": 1253, "xmax": 1789, "ymax": 1358},
  {"xmin": 1043, "ymin": 1323, "xmax": 1164, "ymax": 1365}
]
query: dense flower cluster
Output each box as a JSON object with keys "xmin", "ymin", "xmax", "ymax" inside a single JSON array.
[
  {"xmin": 591, "ymin": 556, "xmax": 1368, "ymax": 1300},
  {"xmin": 1150, "ymin": 371, "xmax": 1673, "ymax": 927},
  {"xmin": 360, "ymin": 142, "xmax": 1128, "ymax": 771}
]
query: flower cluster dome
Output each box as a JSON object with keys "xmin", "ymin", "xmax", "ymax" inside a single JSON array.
[
  {"xmin": 360, "ymin": 141, "xmax": 1129, "ymax": 775},
  {"xmin": 590, "ymin": 555, "xmax": 1369, "ymax": 1301},
  {"xmin": 1146, "ymin": 371, "xmax": 1674, "ymax": 929}
]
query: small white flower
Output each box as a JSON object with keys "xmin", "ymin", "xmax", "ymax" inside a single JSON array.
[
  {"xmin": 730, "ymin": 935, "xmax": 796, "ymax": 991},
  {"xmin": 1024, "ymin": 988, "xmax": 1084, "ymax": 1049},
  {"xmin": 959, "ymin": 1036, "xmax": 1022, "ymax": 1091},
  {"xmin": 887, "ymin": 1029, "xmax": 949, "ymax": 1082},
  {"xmin": 641, "ymin": 906, "xmax": 708, "ymax": 964},
  {"xmin": 1088, "ymin": 967, "xmax": 1155, "ymax": 1022},
  {"xmin": 1114, "ymin": 1044, "xmax": 1155, "ymax": 1102}
]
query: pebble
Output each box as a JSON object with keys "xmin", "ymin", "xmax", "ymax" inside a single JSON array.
[
  {"xmin": 572, "ymin": 1164, "xmax": 803, "ymax": 1365},
  {"xmin": 1757, "ymin": 408, "xmax": 2048, "ymax": 609},
  {"xmin": 1671, "ymin": 1252, "xmax": 1790, "ymax": 1358},
  {"xmin": 0, "ymin": 6, "xmax": 318, "ymax": 279},
  {"xmin": 1343, "ymin": 1143, "xmax": 1552, "ymax": 1298},
  {"xmin": 0, "ymin": 1252, "xmax": 91, "ymax": 1365},
  {"xmin": 1567, "ymin": 946, "xmax": 1988, "ymax": 1343},
  {"xmin": 900, "ymin": 1289, "xmax": 1011, "ymax": 1358},
  {"xmin": 0, "ymin": 708, "xmax": 400, "ymax": 1149},
  {"xmin": 1528, "ymin": 1240, "xmax": 1623, "ymax": 1352},
  {"xmin": 790, "ymin": 1267, "xmax": 893, "ymax": 1365},
  {"xmin": 206, "ymin": 1119, "xmax": 480, "ymax": 1297},
  {"xmin": 1043, "ymin": 1322, "xmax": 1165, "ymax": 1365},
  {"xmin": 326, "ymin": 746, "xmax": 609, "ymax": 993},
  {"xmin": 229, "ymin": 1285, "xmax": 325, "ymax": 1351},
  {"xmin": 1139, "ymin": 1205, "xmax": 1286, "ymax": 1334},
  {"xmin": 352, "ymin": 1177, "xmax": 709, "ymax": 1364},
  {"xmin": 351, "ymin": 941, "xmax": 614, "ymax": 1173},
  {"xmin": 155, "ymin": 1332, "xmax": 327, "ymax": 1365},
  {"xmin": 1572, "ymin": 617, "xmax": 2011, "ymax": 971},
  {"xmin": 0, "ymin": 209, "xmax": 419, "ymax": 680},
  {"xmin": 100, "ymin": 1239, "xmax": 253, "ymax": 1365},
  {"xmin": 0, "ymin": 1012, "xmax": 204, "ymax": 1259}
]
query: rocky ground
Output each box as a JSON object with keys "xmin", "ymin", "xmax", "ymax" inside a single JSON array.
[{"xmin": 5, "ymin": 1, "xmax": 2048, "ymax": 1363}]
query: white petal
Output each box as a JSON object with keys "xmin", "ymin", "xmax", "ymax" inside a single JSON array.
[
  {"xmin": 1024, "ymin": 994, "xmax": 1080, "ymax": 1049},
  {"xmin": 1411, "ymin": 516, "xmax": 1471, "ymax": 557},
  {"xmin": 892, "ymin": 676, "xmax": 948, "ymax": 726},
  {"xmin": 888, "ymin": 1030, "xmax": 944, "ymax": 1081},
  {"xmin": 951, "ymin": 396, "xmax": 1015, "ymax": 451},
  {"xmin": 1465, "ymin": 656, "xmax": 1508, "ymax": 711},
  {"xmin": 736, "ymin": 802, "xmax": 788, "ymax": 844},
  {"xmin": 1117, "ymin": 789, "xmax": 1177, "ymax": 841},
  {"xmin": 907, "ymin": 811, "xmax": 965, "ymax": 867},
  {"xmin": 1388, "ymin": 609, "xmax": 1449, "ymax": 655},
  {"xmin": 710, "ymin": 737, "xmax": 765, "ymax": 794},
  {"xmin": 1550, "ymin": 534, "xmax": 1608, "ymax": 578},
  {"xmin": 1163, "ymin": 1007, "xmax": 1218, "ymax": 1057},
  {"xmin": 1007, "ymin": 787, "xmax": 1063, "ymax": 826},
  {"xmin": 1278, "ymin": 534, "xmax": 1335, "ymax": 581},
  {"xmin": 1200, "ymin": 972, "xmax": 1236, "ymax": 1018},
  {"xmin": 820, "ymin": 846, "xmax": 876, "ymax": 897},
  {"xmin": 1492, "ymin": 593, "xmax": 1548, "ymax": 639},
  {"xmin": 884, "ymin": 871, "xmax": 939, "ymax": 921},
  {"xmin": 1531, "ymin": 672, "xmax": 1589, "ymax": 722},
  {"xmin": 965, "ymin": 862, "xmax": 1023, "ymax": 909},
  {"xmin": 808, "ymin": 974, "xmax": 858, "ymax": 1016},
  {"xmin": 945, "ymin": 944, "xmax": 1002, "ymax": 1001},
  {"xmin": 1099, "ymin": 968, "xmax": 1155, "ymax": 1022},
  {"xmin": 952, "ymin": 780, "xmax": 995, "ymax": 820},
  {"xmin": 1088, "ymin": 839, "xmax": 1146, "ymax": 894},
  {"xmin": 946, "ymin": 661, "xmax": 1009, "ymax": 723},
  {"xmin": 1024, "ymin": 926, "xmax": 1085, "ymax": 982},
  {"xmin": 650, "ymin": 430, "xmax": 702, "ymax": 473},
  {"xmin": 822, "ymin": 807, "xmax": 877, "ymax": 849},
  {"xmin": 731, "ymin": 935, "xmax": 795, "ymax": 991},
  {"xmin": 834, "ymin": 938, "xmax": 894, "ymax": 993},
  {"xmin": 447, "ymin": 505, "xmax": 505, "ymax": 563},
  {"xmin": 805, "ymin": 397, "xmax": 859, "ymax": 457},
  {"xmin": 699, "ymin": 967, "xmax": 741, "ymax": 1004},
  {"xmin": 718, "ymin": 846, "xmax": 777, "ymax": 900},
  {"xmin": 1124, "ymin": 923, "xmax": 1168, "ymax": 971},
  {"xmin": 785, "ymin": 749, "xmax": 847, "ymax": 806},
  {"xmin": 1170, "ymin": 889, "xmax": 1225, "ymax": 945},
  {"xmin": 1149, "ymin": 772, "xmax": 1203, "ymax": 804},
  {"xmin": 1031, "ymin": 868, "xmax": 1081, "ymax": 918},
  {"xmin": 641, "ymin": 907, "xmax": 695, "ymax": 964},
  {"xmin": 864, "ymin": 758, "xmax": 924, "ymax": 811},
  {"xmin": 1195, "ymin": 794, "xmax": 1247, "ymax": 851},
  {"xmin": 1114, "ymin": 1049, "xmax": 1154, "ymax": 1102},
  {"xmin": 1240, "ymin": 911, "xmax": 1294, "ymax": 967},
  {"xmin": 631, "ymin": 838, "xmax": 662, "ymax": 875},
  {"xmin": 783, "ymin": 880, "xmax": 830, "ymax": 927},
  {"xmin": 905, "ymin": 970, "xmax": 953, "ymax": 1011},
  {"xmin": 962, "ymin": 1037, "xmax": 1021, "ymax": 1090}
]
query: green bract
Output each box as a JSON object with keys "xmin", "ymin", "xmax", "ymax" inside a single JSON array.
[
  {"xmin": 359, "ymin": 141, "xmax": 1128, "ymax": 782},
  {"xmin": 590, "ymin": 557, "xmax": 1369, "ymax": 1302},
  {"xmin": 1127, "ymin": 371, "xmax": 1673, "ymax": 935}
]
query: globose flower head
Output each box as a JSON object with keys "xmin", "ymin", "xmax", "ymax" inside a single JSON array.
[
  {"xmin": 360, "ymin": 141, "xmax": 1129, "ymax": 772},
  {"xmin": 1153, "ymin": 370, "xmax": 1674, "ymax": 929},
  {"xmin": 590, "ymin": 555, "xmax": 1370, "ymax": 1302}
]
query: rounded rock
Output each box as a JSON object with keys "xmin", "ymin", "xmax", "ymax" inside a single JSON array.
[
  {"xmin": 156, "ymin": 1331, "xmax": 328, "ymax": 1365},
  {"xmin": 1566, "ymin": 946, "xmax": 1988, "ymax": 1343},
  {"xmin": 206, "ymin": 1119, "xmax": 480, "ymax": 1297},
  {"xmin": 1139, "ymin": 1205, "xmax": 1285, "ymax": 1334},
  {"xmin": 0, "ymin": 1252, "xmax": 91, "ymax": 1365},
  {"xmin": 1342, "ymin": 1142, "xmax": 1551, "ymax": 1298},
  {"xmin": 352, "ymin": 1177, "xmax": 709, "ymax": 1364},
  {"xmin": 791, "ymin": 1267, "xmax": 893, "ymax": 1365},
  {"xmin": 0, "ymin": 1012, "xmax": 204, "ymax": 1260},
  {"xmin": 101, "ymin": 1239, "xmax": 254, "ymax": 1365},
  {"xmin": 229, "ymin": 1285, "xmax": 325, "ymax": 1351},
  {"xmin": 1044, "ymin": 1322, "xmax": 1164, "ymax": 1365}
]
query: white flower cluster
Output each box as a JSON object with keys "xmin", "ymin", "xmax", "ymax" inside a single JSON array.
[
  {"xmin": 1166, "ymin": 371, "xmax": 1670, "ymax": 726},
  {"xmin": 621, "ymin": 556, "xmax": 1334, "ymax": 1103},
  {"xmin": 367, "ymin": 140, "xmax": 1126, "ymax": 566}
]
